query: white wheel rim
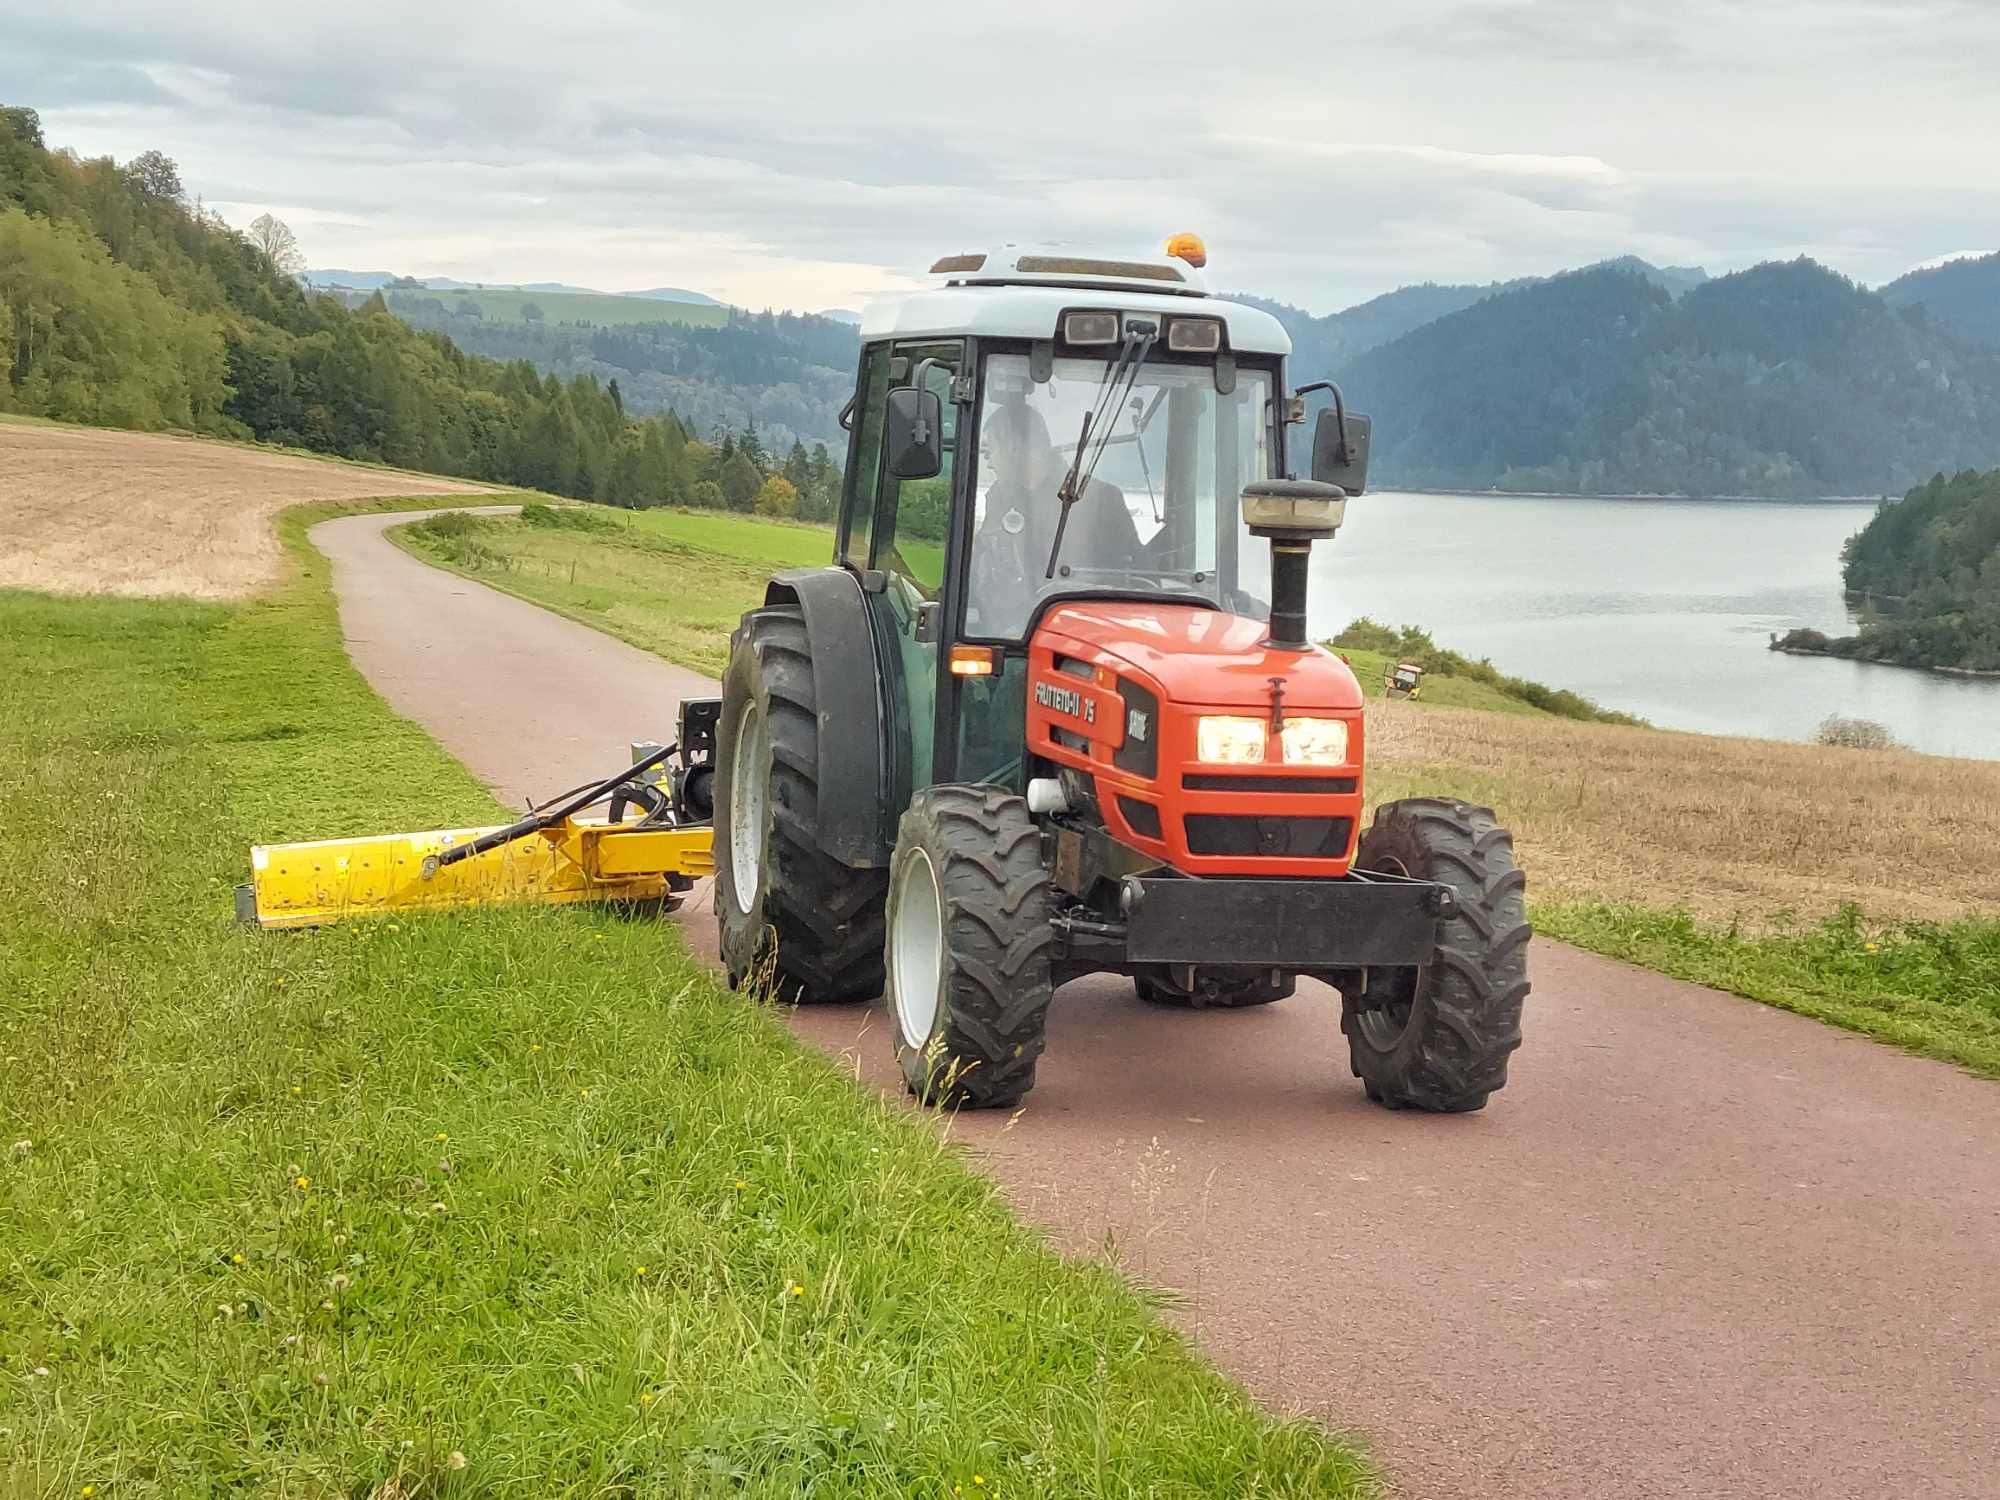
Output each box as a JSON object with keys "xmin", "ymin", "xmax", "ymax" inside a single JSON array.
[
  {"xmin": 890, "ymin": 848, "xmax": 945, "ymax": 1049},
  {"xmin": 728, "ymin": 701, "xmax": 766, "ymax": 916}
]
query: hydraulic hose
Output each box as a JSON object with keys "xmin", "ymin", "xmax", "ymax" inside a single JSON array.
[{"xmin": 424, "ymin": 743, "xmax": 677, "ymax": 877}]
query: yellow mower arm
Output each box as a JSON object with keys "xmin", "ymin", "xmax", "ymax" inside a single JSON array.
[
  {"xmin": 239, "ymin": 816, "xmax": 714, "ymax": 930},
  {"xmin": 238, "ymin": 725, "xmax": 722, "ymax": 930}
]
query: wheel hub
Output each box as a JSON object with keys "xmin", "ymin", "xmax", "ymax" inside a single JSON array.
[
  {"xmin": 727, "ymin": 701, "xmax": 766, "ymax": 915},
  {"xmin": 890, "ymin": 848, "xmax": 945, "ymax": 1049}
]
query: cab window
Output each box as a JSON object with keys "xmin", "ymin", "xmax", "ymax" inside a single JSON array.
[
  {"xmin": 871, "ymin": 341, "xmax": 961, "ymax": 596},
  {"xmin": 838, "ymin": 345, "xmax": 891, "ymax": 568}
]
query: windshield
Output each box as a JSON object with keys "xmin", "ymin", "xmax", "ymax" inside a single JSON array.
[{"xmin": 966, "ymin": 352, "xmax": 1274, "ymax": 639}]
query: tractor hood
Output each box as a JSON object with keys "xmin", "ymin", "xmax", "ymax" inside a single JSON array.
[{"xmin": 1035, "ymin": 602, "xmax": 1364, "ymax": 710}]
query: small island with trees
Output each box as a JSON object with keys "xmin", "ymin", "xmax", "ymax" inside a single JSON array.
[{"xmin": 1774, "ymin": 468, "xmax": 2000, "ymax": 675}]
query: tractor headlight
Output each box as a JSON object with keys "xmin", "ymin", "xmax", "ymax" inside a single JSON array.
[
  {"xmin": 1196, "ymin": 715, "xmax": 1266, "ymax": 764},
  {"xmin": 1278, "ymin": 716, "xmax": 1349, "ymax": 766}
]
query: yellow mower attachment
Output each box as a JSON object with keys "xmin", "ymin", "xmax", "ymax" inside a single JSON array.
[
  {"xmin": 238, "ymin": 711, "xmax": 722, "ymax": 931},
  {"xmin": 239, "ymin": 816, "xmax": 713, "ymax": 930}
]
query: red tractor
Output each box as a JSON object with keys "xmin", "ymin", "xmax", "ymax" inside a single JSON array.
[{"xmin": 713, "ymin": 241, "xmax": 1528, "ymax": 1112}]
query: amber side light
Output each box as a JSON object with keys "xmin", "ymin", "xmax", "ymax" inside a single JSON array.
[
  {"xmin": 1164, "ymin": 231, "xmax": 1208, "ymax": 268},
  {"xmin": 948, "ymin": 645, "xmax": 1000, "ymax": 676}
]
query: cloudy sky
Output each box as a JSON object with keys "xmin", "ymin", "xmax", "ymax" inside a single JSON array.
[{"xmin": 8, "ymin": 1, "xmax": 1998, "ymax": 314}]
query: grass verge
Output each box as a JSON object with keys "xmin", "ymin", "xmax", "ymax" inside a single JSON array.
[
  {"xmin": 1536, "ymin": 903, "xmax": 2000, "ymax": 1077},
  {"xmin": 0, "ymin": 504, "xmax": 1374, "ymax": 1496},
  {"xmin": 395, "ymin": 508, "xmax": 788, "ymax": 677}
]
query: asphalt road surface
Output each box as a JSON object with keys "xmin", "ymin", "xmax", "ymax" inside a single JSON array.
[{"xmin": 314, "ymin": 510, "xmax": 1999, "ymax": 1499}]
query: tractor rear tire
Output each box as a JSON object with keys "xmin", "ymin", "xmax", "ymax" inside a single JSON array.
[
  {"xmin": 1340, "ymin": 798, "xmax": 1530, "ymax": 1112},
  {"xmin": 714, "ymin": 606, "xmax": 887, "ymax": 1003},
  {"xmin": 1135, "ymin": 969, "xmax": 1296, "ymax": 1008},
  {"xmin": 885, "ymin": 785, "xmax": 1055, "ymax": 1109}
]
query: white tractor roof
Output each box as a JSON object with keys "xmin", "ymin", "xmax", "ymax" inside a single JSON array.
[{"xmin": 858, "ymin": 244, "xmax": 1291, "ymax": 356}]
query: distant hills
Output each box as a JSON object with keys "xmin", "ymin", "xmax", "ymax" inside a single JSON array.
[
  {"xmin": 306, "ymin": 269, "xmax": 722, "ymax": 306},
  {"xmin": 1878, "ymin": 252, "xmax": 2000, "ymax": 349},
  {"xmin": 1260, "ymin": 255, "xmax": 2000, "ymax": 498},
  {"xmin": 1233, "ymin": 256, "xmax": 1712, "ymax": 381},
  {"xmin": 294, "ymin": 247, "xmax": 2000, "ymax": 496}
]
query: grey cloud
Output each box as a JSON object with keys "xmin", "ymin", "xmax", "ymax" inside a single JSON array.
[{"xmin": 18, "ymin": 1, "xmax": 2000, "ymax": 313}]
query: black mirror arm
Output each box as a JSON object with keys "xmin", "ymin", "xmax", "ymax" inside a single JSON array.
[{"xmin": 1292, "ymin": 380, "xmax": 1351, "ymax": 466}]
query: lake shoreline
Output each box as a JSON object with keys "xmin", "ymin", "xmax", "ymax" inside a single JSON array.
[
  {"xmin": 1386, "ymin": 485, "xmax": 1882, "ymax": 505},
  {"xmin": 1769, "ymin": 640, "xmax": 2000, "ymax": 682}
]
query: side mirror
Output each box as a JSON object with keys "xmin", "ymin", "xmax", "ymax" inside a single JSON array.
[
  {"xmin": 885, "ymin": 386, "xmax": 943, "ymax": 480},
  {"xmin": 1312, "ymin": 408, "xmax": 1371, "ymax": 495}
]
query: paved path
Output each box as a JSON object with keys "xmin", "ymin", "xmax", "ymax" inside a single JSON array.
[{"xmin": 314, "ymin": 510, "xmax": 2000, "ymax": 1499}]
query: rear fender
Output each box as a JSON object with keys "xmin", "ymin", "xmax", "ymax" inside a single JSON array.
[{"xmin": 763, "ymin": 568, "xmax": 891, "ymax": 866}]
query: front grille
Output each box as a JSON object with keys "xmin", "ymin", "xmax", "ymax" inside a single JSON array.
[
  {"xmin": 1117, "ymin": 796, "xmax": 1163, "ymax": 839},
  {"xmin": 1183, "ymin": 773, "xmax": 1357, "ymax": 794},
  {"xmin": 1184, "ymin": 814, "xmax": 1353, "ymax": 859}
]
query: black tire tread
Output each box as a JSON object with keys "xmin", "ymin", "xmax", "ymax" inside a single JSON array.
[
  {"xmin": 890, "ymin": 784, "xmax": 1054, "ymax": 1109},
  {"xmin": 716, "ymin": 607, "xmax": 887, "ymax": 1003},
  {"xmin": 1341, "ymin": 797, "xmax": 1530, "ymax": 1112}
]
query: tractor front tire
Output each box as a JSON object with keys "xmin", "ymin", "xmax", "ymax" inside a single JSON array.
[
  {"xmin": 1340, "ymin": 798, "xmax": 1530, "ymax": 1112},
  {"xmin": 885, "ymin": 785, "xmax": 1055, "ymax": 1109},
  {"xmin": 1135, "ymin": 969, "xmax": 1296, "ymax": 1009},
  {"xmin": 714, "ymin": 606, "xmax": 887, "ymax": 1003}
]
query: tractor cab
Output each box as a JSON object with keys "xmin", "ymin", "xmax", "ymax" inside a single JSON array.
[{"xmin": 712, "ymin": 238, "xmax": 1529, "ymax": 1116}]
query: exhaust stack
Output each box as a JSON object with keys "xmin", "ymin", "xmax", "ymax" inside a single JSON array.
[{"xmin": 1240, "ymin": 479, "xmax": 1348, "ymax": 650}]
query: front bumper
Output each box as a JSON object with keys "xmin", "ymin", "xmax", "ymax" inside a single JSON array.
[{"xmin": 1117, "ymin": 870, "xmax": 1448, "ymax": 968}]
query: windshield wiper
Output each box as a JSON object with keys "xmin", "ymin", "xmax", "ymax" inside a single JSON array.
[{"xmin": 1044, "ymin": 319, "xmax": 1158, "ymax": 579}]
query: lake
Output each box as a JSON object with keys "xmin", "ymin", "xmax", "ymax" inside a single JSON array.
[{"xmin": 1299, "ymin": 491, "xmax": 2000, "ymax": 760}]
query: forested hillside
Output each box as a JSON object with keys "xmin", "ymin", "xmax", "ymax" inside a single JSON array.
[
  {"xmin": 1246, "ymin": 257, "xmax": 1708, "ymax": 396},
  {"xmin": 1235, "ymin": 280, "xmax": 1520, "ymax": 379},
  {"xmin": 1335, "ymin": 259, "xmax": 2000, "ymax": 497},
  {"xmin": 369, "ymin": 291, "xmax": 854, "ymax": 452},
  {"xmin": 0, "ymin": 105, "xmax": 841, "ymax": 518},
  {"xmin": 1879, "ymin": 253, "xmax": 2000, "ymax": 349},
  {"xmin": 1774, "ymin": 469, "xmax": 2000, "ymax": 672}
]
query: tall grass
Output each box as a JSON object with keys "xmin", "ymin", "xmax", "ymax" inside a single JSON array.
[{"xmin": 0, "ymin": 507, "xmax": 1374, "ymax": 1497}]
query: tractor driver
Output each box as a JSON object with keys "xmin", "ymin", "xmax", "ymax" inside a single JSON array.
[{"xmin": 969, "ymin": 398, "xmax": 1143, "ymax": 637}]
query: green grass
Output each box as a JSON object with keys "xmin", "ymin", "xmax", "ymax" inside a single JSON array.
[
  {"xmin": 1535, "ymin": 903, "xmax": 2000, "ymax": 1078},
  {"xmin": 0, "ymin": 503, "xmax": 1374, "ymax": 1496},
  {"xmin": 611, "ymin": 506, "xmax": 837, "ymax": 570},
  {"xmin": 1334, "ymin": 644, "xmax": 1553, "ymax": 717},
  {"xmin": 387, "ymin": 287, "xmax": 730, "ymax": 329},
  {"xmin": 395, "ymin": 508, "xmax": 798, "ymax": 677},
  {"xmin": 1327, "ymin": 619, "xmax": 1640, "ymax": 724}
]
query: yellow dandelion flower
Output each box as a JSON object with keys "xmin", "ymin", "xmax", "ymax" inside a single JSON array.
[
  {"xmin": 974, "ymin": 1477, "xmax": 985, "ymax": 1486},
  {"xmin": 275, "ymin": 977, "xmax": 287, "ymax": 988},
  {"xmin": 581, "ymin": 1088, "xmax": 591, "ymax": 1099},
  {"xmin": 530, "ymin": 1043, "xmax": 542, "ymax": 1053},
  {"xmin": 435, "ymin": 1132, "xmax": 448, "ymax": 1143},
  {"xmin": 81, "ymin": 1487, "xmax": 96, "ymax": 1498},
  {"xmin": 639, "ymin": 1392, "xmax": 655, "ymax": 1406},
  {"xmin": 789, "ymin": 1283, "xmax": 804, "ymax": 1297},
  {"xmin": 231, "ymin": 1252, "xmax": 245, "ymax": 1265},
  {"xmin": 1864, "ymin": 941, "xmax": 1879, "ymax": 953},
  {"xmin": 290, "ymin": 1085, "xmax": 302, "ymax": 1096},
  {"xmin": 635, "ymin": 1265, "xmax": 648, "ymax": 1277},
  {"xmin": 295, "ymin": 1175, "xmax": 310, "ymax": 1190}
]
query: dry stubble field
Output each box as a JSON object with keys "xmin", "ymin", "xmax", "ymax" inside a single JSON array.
[
  {"xmin": 0, "ymin": 421, "xmax": 496, "ymax": 599},
  {"xmin": 1364, "ymin": 697, "xmax": 2000, "ymax": 926}
]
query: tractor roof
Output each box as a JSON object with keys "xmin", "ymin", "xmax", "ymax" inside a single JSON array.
[{"xmin": 859, "ymin": 245, "xmax": 1291, "ymax": 356}]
